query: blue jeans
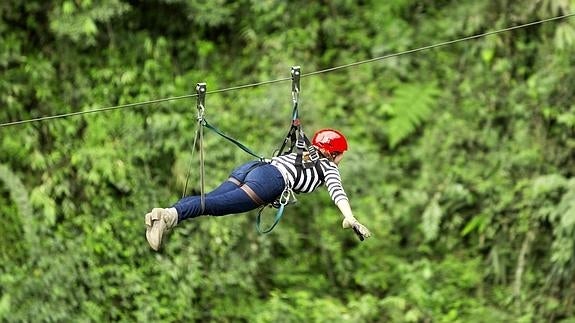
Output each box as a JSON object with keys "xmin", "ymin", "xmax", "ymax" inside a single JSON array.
[{"xmin": 173, "ymin": 161, "xmax": 286, "ymax": 222}]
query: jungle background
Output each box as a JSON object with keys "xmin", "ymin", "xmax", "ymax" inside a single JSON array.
[{"xmin": 1, "ymin": 1, "xmax": 575, "ymax": 322}]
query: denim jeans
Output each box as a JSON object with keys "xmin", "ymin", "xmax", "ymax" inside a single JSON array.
[{"xmin": 173, "ymin": 161, "xmax": 286, "ymax": 222}]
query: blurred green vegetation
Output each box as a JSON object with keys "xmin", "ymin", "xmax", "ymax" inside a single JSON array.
[{"xmin": 1, "ymin": 0, "xmax": 575, "ymax": 322}]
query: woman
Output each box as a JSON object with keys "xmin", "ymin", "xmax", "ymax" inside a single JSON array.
[{"xmin": 145, "ymin": 128, "xmax": 371, "ymax": 250}]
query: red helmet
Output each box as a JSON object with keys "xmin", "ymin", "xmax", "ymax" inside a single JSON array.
[{"xmin": 312, "ymin": 129, "xmax": 348, "ymax": 155}]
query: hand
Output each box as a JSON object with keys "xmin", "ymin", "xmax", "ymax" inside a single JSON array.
[{"xmin": 342, "ymin": 217, "xmax": 372, "ymax": 241}]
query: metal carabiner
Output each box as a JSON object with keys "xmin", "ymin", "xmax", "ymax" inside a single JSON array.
[
  {"xmin": 279, "ymin": 186, "xmax": 297, "ymax": 206},
  {"xmin": 196, "ymin": 83, "xmax": 206, "ymax": 122},
  {"xmin": 291, "ymin": 66, "xmax": 300, "ymax": 105}
]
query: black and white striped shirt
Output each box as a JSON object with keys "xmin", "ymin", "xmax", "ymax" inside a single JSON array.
[{"xmin": 270, "ymin": 153, "xmax": 349, "ymax": 205}]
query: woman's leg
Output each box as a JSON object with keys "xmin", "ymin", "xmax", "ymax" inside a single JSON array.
[
  {"xmin": 172, "ymin": 180, "xmax": 238, "ymax": 222},
  {"xmin": 173, "ymin": 163, "xmax": 285, "ymax": 221},
  {"xmin": 173, "ymin": 161, "xmax": 263, "ymax": 221},
  {"xmin": 173, "ymin": 186, "xmax": 258, "ymax": 220},
  {"xmin": 146, "ymin": 163, "xmax": 286, "ymax": 250}
]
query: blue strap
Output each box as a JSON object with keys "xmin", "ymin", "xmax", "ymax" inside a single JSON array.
[{"xmin": 256, "ymin": 204, "xmax": 285, "ymax": 234}]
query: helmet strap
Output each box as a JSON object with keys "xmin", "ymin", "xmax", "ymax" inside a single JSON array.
[{"xmin": 316, "ymin": 147, "xmax": 332, "ymax": 160}]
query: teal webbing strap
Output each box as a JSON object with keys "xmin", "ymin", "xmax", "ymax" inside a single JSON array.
[
  {"xmin": 256, "ymin": 204, "xmax": 286, "ymax": 234},
  {"xmin": 202, "ymin": 119, "xmax": 264, "ymax": 160}
]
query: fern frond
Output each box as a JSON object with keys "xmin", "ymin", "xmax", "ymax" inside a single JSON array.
[
  {"xmin": 550, "ymin": 178, "xmax": 575, "ymax": 281},
  {"xmin": 0, "ymin": 164, "xmax": 38, "ymax": 250},
  {"xmin": 421, "ymin": 194, "xmax": 443, "ymax": 241},
  {"xmin": 387, "ymin": 83, "xmax": 439, "ymax": 148}
]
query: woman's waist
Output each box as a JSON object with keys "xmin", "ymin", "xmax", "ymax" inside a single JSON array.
[{"xmin": 269, "ymin": 160, "xmax": 293, "ymax": 188}]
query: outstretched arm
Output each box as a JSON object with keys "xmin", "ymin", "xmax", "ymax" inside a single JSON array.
[
  {"xmin": 336, "ymin": 199, "xmax": 372, "ymax": 241},
  {"xmin": 321, "ymin": 159, "xmax": 371, "ymax": 241}
]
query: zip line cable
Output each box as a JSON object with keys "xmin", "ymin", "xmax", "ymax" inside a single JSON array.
[
  {"xmin": 0, "ymin": 94, "xmax": 198, "ymax": 127},
  {"xmin": 1, "ymin": 12, "xmax": 573, "ymax": 129},
  {"xmin": 303, "ymin": 12, "xmax": 575, "ymax": 77}
]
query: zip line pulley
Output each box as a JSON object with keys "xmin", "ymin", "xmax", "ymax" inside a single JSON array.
[{"xmin": 182, "ymin": 83, "xmax": 208, "ymax": 211}]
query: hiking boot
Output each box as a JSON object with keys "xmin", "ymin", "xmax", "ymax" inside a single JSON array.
[{"xmin": 145, "ymin": 207, "xmax": 178, "ymax": 251}]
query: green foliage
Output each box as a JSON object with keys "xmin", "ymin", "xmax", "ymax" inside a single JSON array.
[
  {"xmin": 1, "ymin": 0, "xmax": 575, "ymax": 322},
  {"xmin": 49, "ymin": 0, "xmax": 130, "ymax": 45},
  {"xmin": 531, "ymin": 176, "xmax": 575, "ymax": 282},
  {"xmin": 386, "ymin": 83, "xmax": 440, "ymax": 148}
]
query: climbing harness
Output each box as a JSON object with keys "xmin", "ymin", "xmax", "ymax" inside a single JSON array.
[
  {"xmin": 183, "ymin": 66, "xmax": 324, "ymax": 234},
  {"xmin": 275, "ymin": 67, "xmax": 322, "ymax": 170},
  {"xmin": 256, "ymin": 67, "xmax": 305, "ymax": 234},
  {"xmin": 255, "ymin": 66, "xmax": 305, "ymax": 234},
  {"xmin": 276, "ymin": 67, "xmax": 325, "ymax": 185},
  {"xmin": 256, "ymin": 66, "xmax": 326, "ymax": 234}
]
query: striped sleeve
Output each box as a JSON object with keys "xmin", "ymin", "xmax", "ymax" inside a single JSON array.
[{"xmin": 320, "ymin": 160, "xmax": 349, "ymax": 205}]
